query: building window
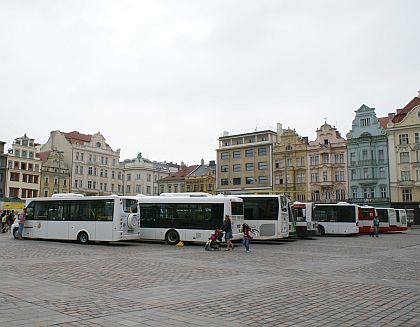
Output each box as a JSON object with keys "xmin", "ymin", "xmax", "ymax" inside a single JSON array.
[
  {"xmin": 360, "ymin": 118, "xmax": 370, "ymax": 127},
  {"xmin": 88, "ymin": 167, "xmax": 93, "ymax": 175},
  {"xmin": 258, "ymin": 176, "xmax": 268, "ymax": 184},
  {"xmin": 310, "ymin": 155, "xmax": 319, "ymax": 166},
  {"xmin": 399, "ymin": 134, "xmax": 409, "ymax": 145},
  {"xmin": 310, "ymin": 173, "xmax": 319, "ymax": 183},
  {"xmin": 322, "ymin": 154, "xmax": 329, "ymax": 164},
  {"xmin": 415, "ymin": 133, "xmax": 420, "ymax": 144},
  {"xmin": 378, "ymin": 149, "xmax": 384, "ymax": 161},
  {"xmin": 363, "ymin": 168, "xmax": 369, "ymax": 179},
  {"xmin": 258, "ymin": 147, "xmax": 267, "ymax": 156},
  {"xmin": 136, "ymin": 185, "xmax": 142, "ymax": 193},
  {"xmin": 296, "ymin": 173, "xmax": 305, "ymax": 184},
  {"xmin": 126, "ymin": 185, "xmax": 131, "ymax": 193},
  {"xmin": 245, "ymin": 149, "xmax": 254, "ymax": 157},
  {"xmin": 221, "ymin": 152, "xmax": 229, "ymax": 160},
  {"xmin": 350, "ymin": 152, "xmax": 356, "ymax": 164},
  {"xmin": 311, "ymin": 191, "xmax": 320, "ymax": 201},
  {"xmin": 402, "ymin": 189, "xmax": 412, "ymax": 201},
  {"xmin": 379, "ymin": 167, "xmax": 385, "ymax": 178},
  {"xmin": 258, "ymin": 162, "xmax": 268, "ymax": 170},
  {"xmin": 233, "ymin": 164, "xmax": 241, "ymax": 172},
  {"xmin": 286, "ymin": 158, "xmax": 292, "ymax": 167},
  {"xmin": 381, "ymin": 187, "xmax": 387, "ymax": 198},
  {"xmin": 297, "ymin": 194, "xmax": 306, "ymax": 201},
  {"xmin": 146, "ymin": 186, "xmax": 151, "ymax": 194},
  {"xmin": 323, "ymin": 171, "xmax": 328, "ymax": 182},
  {"xmin": 245, "ymin": 177, "xmax": 254, "ymax": 185},
  {"xmin": 88, "ymin": 181, "xmax": 92, "ymax": 189},
  {"xmin": 336, "ymin": 189, "xmax": 345, "ymax": 201},
  {"xmin": 233, "ymin": 178, "xmax": 241, "ymax": 185},
  {"xmin": 221, "ymin": 165, "xmax": 229, "ymax": 172},
  {"xmin": 221, "ymin": 178, "xmax": 229, "ymax": 186},
  {"xmin": 296, "ymin": 157, "xmax": 304, "ymax": 167},
  {"xmin": 401, "ymin": 171, "xmax": 411, "ymax": 181},
  {"xmin": 233, "ymin": 151, "xmax": 241, "ymax": 158},
  {"xmin": 245, "ymin": 163, "xmax": 254, "ymax": 171},
  {"xmin": 275, "ymin": 175, "xmax": 280, "ymax": 185},
  {"xmin": 352, "ymin": 188, "xmax": 358, "ymax": 199},
  {"xmin": 127, "ymin": 174, "xmax": 131, "ymax": 181},
  {"xmin": 400, "ymin": 152, "xmax": 410, "ymax": 163}
]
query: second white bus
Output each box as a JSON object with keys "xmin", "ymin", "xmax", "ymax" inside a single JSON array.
[
  {"xmin": 137, "ymin": 195, "xmax": 244, "ymax": 244},
  {"xmin": 290, "ymin": 202, "xmax": 318, "ymax": 237},
  {"xmin": 313, "ymin": 202, "xmax": 359, "ymax": 235}
]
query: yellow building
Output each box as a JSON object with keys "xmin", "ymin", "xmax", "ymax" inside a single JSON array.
[
  {"xmin": 39, "ymin": 150, "xmax": 70, "ymax": 197},
  {"xmin": 387, "ymin": 93, "xmax": 420, "ymax": 219},
  {"xmin": 273, "ymin": 127, "xmax": 309, "ymax": 202},
  {"xmin": 216, "ymin": 129, "xmax": 277, "ymax": 194},
  {"xmin": 185, "ymin": 160, "xmax": 217, "ymax": 194}
]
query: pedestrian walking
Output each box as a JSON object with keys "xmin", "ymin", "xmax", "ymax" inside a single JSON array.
[
  {"xmin": 221, "ymin": 214, "xmax": 234, "ymax": 251},
  {"xmin": 241, "ymin": 223, "xmax": 253, "ymax": 252},
  {"xmin": 373, "ymin": 216, "xmax": 380, "ymax": 238},
  {"xmin": 17, "ymin": 207, "xmax": 27, "ymax": 240},
  {"xmin": 1, "ymin": 211, "xmax": 5, "ymax": 233}
]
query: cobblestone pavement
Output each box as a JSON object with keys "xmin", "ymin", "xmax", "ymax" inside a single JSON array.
[{"xmin": 0, "ymin": 230, "xmax": 419, "ymax": 327}]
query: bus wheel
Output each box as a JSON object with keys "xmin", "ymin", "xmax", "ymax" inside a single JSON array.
[
  {"xmin": 13, "ymin": 228, "xmax": 19, "ymax": 239},
  {"xmin": 165, "ymin": 229, "xmax": 180, "ymax": 245},
  {"xmin": 318, "ymin": 226, "xmax": 325, "ymax": 236},
  {"xmin": 77, "ymin": 232, "xmax": 89, "ymax": 244}
]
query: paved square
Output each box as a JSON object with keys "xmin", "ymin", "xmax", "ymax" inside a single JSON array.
[{"xmin": 0, "ymin": 230, "xmax": 419, "ymax": 326}]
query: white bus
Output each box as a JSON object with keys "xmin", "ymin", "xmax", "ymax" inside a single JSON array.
[
  {"xmin": 290, "ymin": 202, "xmax": 318, "ymax": 237},
  {"xmin": 13, "ymin": 194, "xmax": 141, "ymax": 243},
  {"xmin": 237, "ymin": 194, "xmax": 289, "ymax": 240},
  {"xmin": 376, "ymin": 208, "xmax": 408, "ymax": 232},
  {"xmin": 137, "ymin": 194, "xmax": 244, "ymax": 245},
  {"xmin": 313, "ymin": 202, "xmax": 359, "ymax": 235}
]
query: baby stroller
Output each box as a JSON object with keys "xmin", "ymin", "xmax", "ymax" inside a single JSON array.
[{"xmin": 205, "ymin": 229, "xmax": 224, "ymax": 251}]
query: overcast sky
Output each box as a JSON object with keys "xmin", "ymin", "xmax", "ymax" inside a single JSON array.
[{"xmin": 1, "ymin": 0, "xmax": 419, "ymax": 165}]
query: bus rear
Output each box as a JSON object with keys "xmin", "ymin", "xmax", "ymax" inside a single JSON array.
[
  {"xmin": 358, "ymin": 206, "xmax": 377, "ymax": 233},
  {"xmin": 291, "ymin": 202, "xmax": 318, "ymax": 237}
]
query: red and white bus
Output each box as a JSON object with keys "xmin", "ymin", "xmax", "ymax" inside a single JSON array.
[
  {"xmin": 290, "ymin": 202, "xmax": 318, "ymax": 237},
  {"xmin": 376, "ymin": 208, "xmax": 408, "ymax": 232},
  {"xmin": 357, "ymin": 206, "xmax": 377, "ymax": 233}
]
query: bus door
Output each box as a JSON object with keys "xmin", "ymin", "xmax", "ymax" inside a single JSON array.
[
  {"xmin": 47, "ymin": 201, "xmax": 69, "ymax": 239},
  {"xmin": 31, "ymin": 201, "xmax": 48, "ymax": 239},
  {"xmin": 388, "ymin": 209, "xmax": 397, "ymax": 227},
  {"xmin": 138, "ymin": 203, "xmax": 158, "ymax": 240}
]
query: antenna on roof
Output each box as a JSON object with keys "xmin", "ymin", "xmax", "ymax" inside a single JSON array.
[{"xmin": 255, "ymin": 121, "xmax": 258, "ymax": 131}]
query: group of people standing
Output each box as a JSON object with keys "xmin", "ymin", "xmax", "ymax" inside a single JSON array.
[
  {"xmin": 221, "ymin": 215, "xmax": 253, "ymax": 252},
  {"xmin": 0, "ymin": 210, "xmax": 15, "ymax": 233},
  {"xmin": 0, "ymin": 207, "xmax": 27, "ymax": 239}
]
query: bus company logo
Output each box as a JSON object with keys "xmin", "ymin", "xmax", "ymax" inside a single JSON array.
[{"xmin": 37, "ymin": 223, "xmax": 41, "ymax": 229}]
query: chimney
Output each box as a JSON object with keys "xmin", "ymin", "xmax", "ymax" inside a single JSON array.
[
  {"xmin": 201, "ymin": 158, "xmax": 204, "ymax": 166},
  {"xmin": 222, "ymin": 131, "xmax": 229, "ymax": 137},
  {"xmin": 417, "ymin": 90, "xmax": 420, "ymax": 98},
  {"xmin": 209, "ymin": 160, "xmax": 216, "ymax": 166},
  {"xmin": 388, "ymin": 113, "xmax": 395, "ymax": 119}
]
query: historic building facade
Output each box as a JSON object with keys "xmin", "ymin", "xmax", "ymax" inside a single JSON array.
[
  {"xmin": 185, "ymin": 160, "xmax": 217, "ymax": 194},
  {"xmin": 307, "ymin": 123, "xmax": 347, "ymax": 203},
  {"xmin": 4, "ymin": 135, "xmax": 41, "ymax": 198},
  {"xmin": 41, "ymin": 131, "xmax": 123, "ymax": 196},
  {"xmin": 387, "ymin": 93, "xmax": 420, "ymax": 220},
  {"xmin": 216, "ymin": 129, "xmax": 277, "ymax": 194},
  {"xmin": 39, "ymin": 150, "xmax": 71, "ymax": 197},
  {"xmin": 273, "ymin": 125, "xmax": 308, "ymax": 201},
  {"xmin": 346, "ymin": 105, "xmax": 390, "ymax": 206},
  {"xmin": 121, "ymin": 154, "xmax": 179, "ymax": 196},
  {"xmin": 158, "ymin": 164, "xmax": 199, "ymax": 194}
]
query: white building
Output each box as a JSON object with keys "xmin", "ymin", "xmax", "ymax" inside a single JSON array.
[
  {"xmin": 41, "ymin": 131, "xmax": 123, "ymax": 196},
  {"xmin": 121, "ymin": 155, "xmax": 179, "ymax": 196},
  {"xmin": 5, "ymin": 134, "xmax": 41, "ymax": 198}
]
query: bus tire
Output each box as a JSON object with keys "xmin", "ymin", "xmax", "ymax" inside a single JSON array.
[
  {"xmin": 13, "ymin": 228, "xmax": 19, "ymax": 239},
  {"xmin": 318, "ymin": 225, "xmax": 325, "ymax": 236},
  {"xmin": 165, "ymin": 229, "xmax": 180, "ymax": 245},
  {"xmin": 77, "ymin": 232, "xmax": 89, "ymax": 244}
]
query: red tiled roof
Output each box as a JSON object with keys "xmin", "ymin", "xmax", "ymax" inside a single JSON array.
[
  {"xmin": 64, "ymin": 131, "xmax": 92, "ymax": 144},
  {"xmin": 38, "ymin": 151, "xmax": 51, "ymax": 162},
  {"xmin": 392, "ymin": 97, "xmax": 420, "ymax": 123},
  {"xmin": 378, "ymin": 117, "xmax": 389, "ymax": 129},
  {"xmin": 160, "ymin": 165, "xmax": 199, "ymax": 181}
]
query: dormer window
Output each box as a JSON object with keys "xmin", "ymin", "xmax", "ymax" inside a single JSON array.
[
  {"xmin": 96, "ymin": 142, "xmax": 101, "ymax": 148},
  {"xmin": 360, "ymin": 118, "xmax": 370, "ymax": 127},
  {"xmin": 324, "ymin": 139, "xmax": 329, "ymax": 145}
]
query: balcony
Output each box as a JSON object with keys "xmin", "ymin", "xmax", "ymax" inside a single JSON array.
[
  {"xmin": 398, "ymin": 180, "xmax": 414, "ymax": 187},
  {"xmin": 348, "ymin": 197, "xmax": 390, "ymax": 205}
]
